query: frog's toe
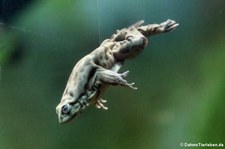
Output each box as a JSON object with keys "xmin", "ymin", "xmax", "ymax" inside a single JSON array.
[
  {"xmin": 100, "ymin": 98, "xmax": 107, "ymax": 103},
  {"xmin": 126, "ymin": 82, "xmax": 138, "ymax": 90},
  {"xmin": 166, "ymin": 23, "xmax": 179, "ymax": 32},
  {"xmin": 95, "ymin": 99, "xmax": 108, "ymax": 110},
  {"xmin": 121, "ymin": 70, "xmax": 130, "ymax": 78}
]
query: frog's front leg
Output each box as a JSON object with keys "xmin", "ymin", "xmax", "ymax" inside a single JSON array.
[{"xmin": 95, "ymin": 68, "xmax": 137, "ymax": 90}]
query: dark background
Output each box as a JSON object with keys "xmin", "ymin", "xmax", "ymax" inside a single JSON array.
[{"xmin": 0, "ymin": 0, "xmax": 225, "ymax": 149}]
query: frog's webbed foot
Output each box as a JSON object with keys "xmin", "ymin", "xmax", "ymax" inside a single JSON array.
[
  {"xmin": 137, "ymin": 19, "xmax": 179, "ymax": 36},
  {"xmin": 159, "ymin": 19, "xmax": 179, "ymax": 33},
  {"xmin": 120, "ymin": 71, "xmax": 138, "ymax": 90},
  {"xmin": 125, "ymin": 82, "xmax": 137, "ymax": 90},
  {"xmin": 95, "ymin": 98, "xmax": 108, "ymax": 110}
]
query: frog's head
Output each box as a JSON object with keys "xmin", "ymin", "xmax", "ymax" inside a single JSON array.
[{"xmin": 56, "ymin": 95, "xmax": 88, "ymax": 124}]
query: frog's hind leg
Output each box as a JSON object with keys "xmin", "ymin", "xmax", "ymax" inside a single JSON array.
[
  {"xmin": 112, "ymin": 30, "xmax": 148, "ymax": 60},
  {"xmin": 137, "ymin": 19, "xmax": 179, "ymax": 36}
]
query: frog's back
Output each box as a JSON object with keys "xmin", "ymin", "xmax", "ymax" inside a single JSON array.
[
  {"xmin": 62, "ymin": 55, "xmax": 97, "ymax": 98},
  {"xmin": 91, "ymin": 46, "xmax": 117, "ymax": 70}
]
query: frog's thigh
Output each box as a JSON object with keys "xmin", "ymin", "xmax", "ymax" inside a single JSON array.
[{"xmin": 114, "ymin": 36, "xmax": 146, "ymax": 54}]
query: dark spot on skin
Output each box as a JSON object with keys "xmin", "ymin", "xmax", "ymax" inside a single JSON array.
[
  {"xmin": 105, "ymin": 55, "xmax": 109, "ymax": 60},
  {"xmin": 80, "ymin": 68, "xmax": 84, "ymax": 73},
  {"xmin": 100, "ymin": 56, "xmax": 103, "ymax": 60},
  {"xmin": 102, "ymin": 63, "xmax": 107, "ymax": 67},
  {"xmin": 104, "ymin": 47, "xmax": 107, "ymax": 52},
  {"xmin": 69, "ymin": 91, "xmax": 74, "ymax": 97},
  {"xmin": 94, "ymin": 58, "xmax": 100, "ymax": 66}
]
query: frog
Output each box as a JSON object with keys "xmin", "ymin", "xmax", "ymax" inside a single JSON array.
[{"xmin": 56, "ymin": 19, "xmax": 179, "ymax": 123}]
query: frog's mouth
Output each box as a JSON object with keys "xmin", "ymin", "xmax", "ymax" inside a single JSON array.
[{"xmin": 58, "ymin": 112, "xmax": 80, "ymax": 124}]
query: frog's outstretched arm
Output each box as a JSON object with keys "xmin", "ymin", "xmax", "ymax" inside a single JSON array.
[{"xmin": 94, "ymin": 69, "xmax": 137, "ymax": 90}]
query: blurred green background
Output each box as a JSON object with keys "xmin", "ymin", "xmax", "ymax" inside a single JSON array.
[{"xmin": 0, "ymin": 0, "xmax": 225, "ymax": 149}]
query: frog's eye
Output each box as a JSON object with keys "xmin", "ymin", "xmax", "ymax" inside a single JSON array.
[{"xmin": 61, "ymin": 104, "xmax": 71, "ymax": 114}]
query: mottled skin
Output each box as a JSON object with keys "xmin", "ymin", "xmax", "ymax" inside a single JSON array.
[{"xmin": 56, "ymin": 19, "xmax": 179, "ymax": 123}]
